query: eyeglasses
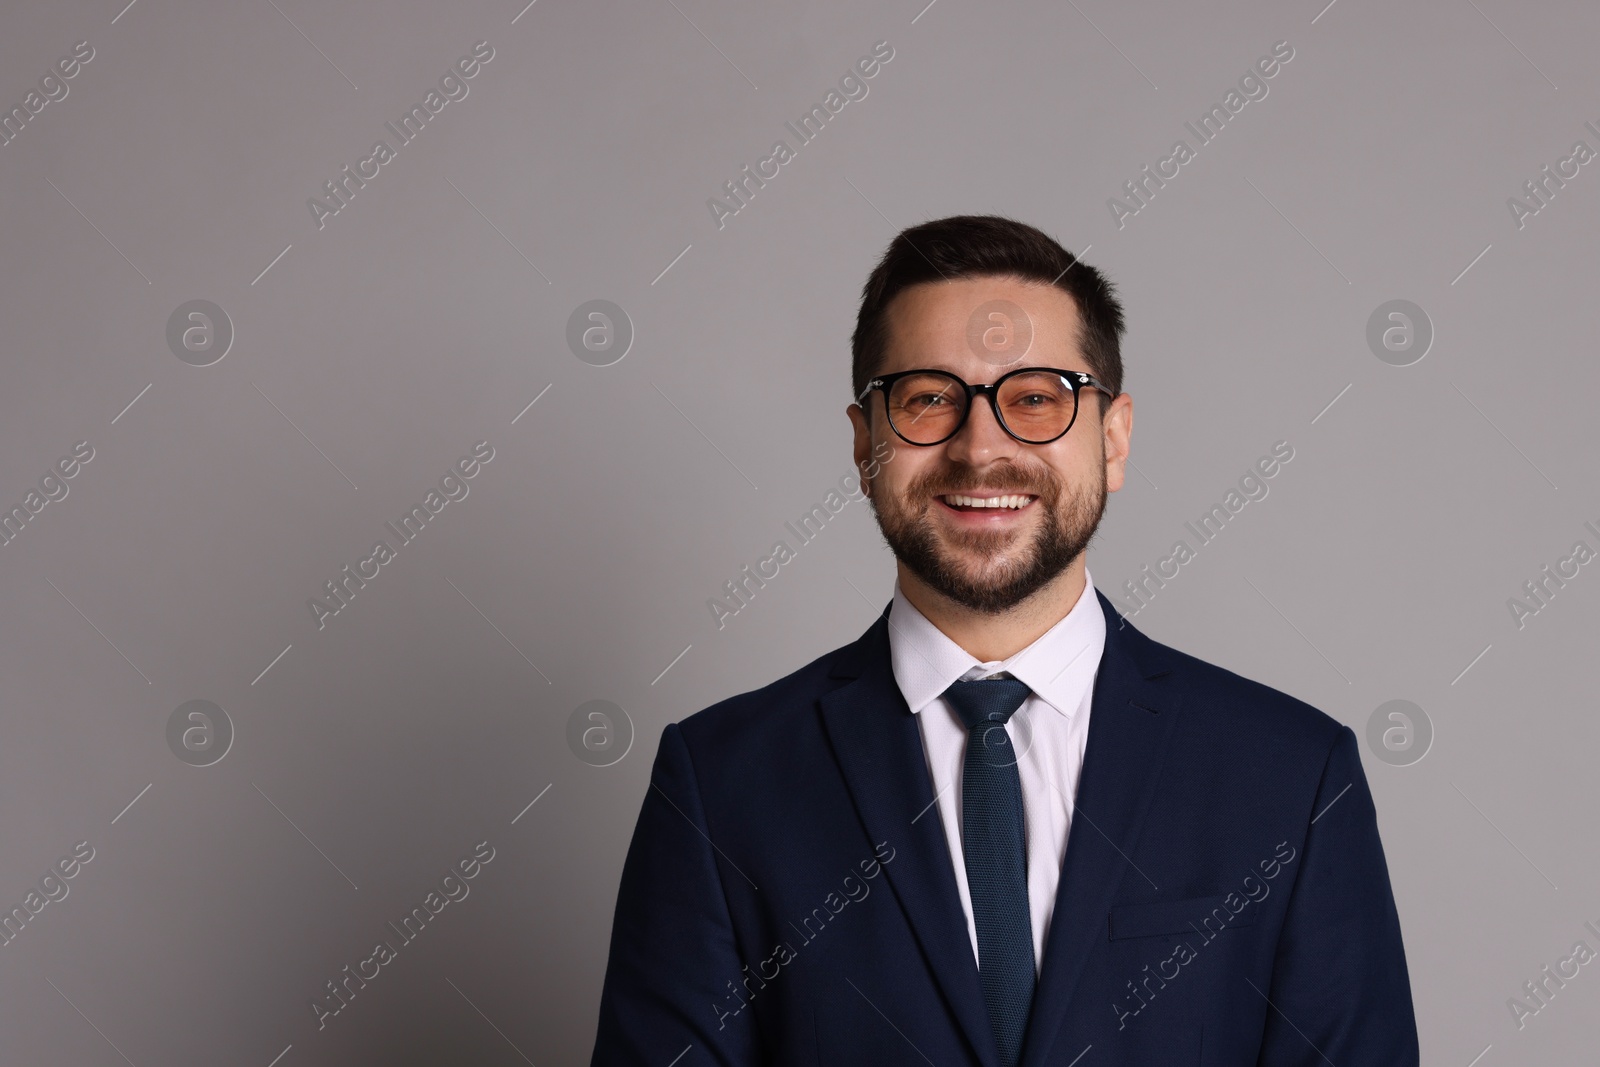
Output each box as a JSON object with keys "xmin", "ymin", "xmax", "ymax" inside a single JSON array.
[{"xmin": 857, "ymin": 366, "xmax": 1114, "ymax": 446}]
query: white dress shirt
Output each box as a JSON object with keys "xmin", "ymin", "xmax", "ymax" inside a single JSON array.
[{"xmin": 886, "ymin": 568, "xmax": 1106, "ymax": 976}]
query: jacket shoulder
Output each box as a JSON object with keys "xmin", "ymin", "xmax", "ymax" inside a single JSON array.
[
  {"xmin": 672, "ymin": 626, "xmax": 863, "ymax": 750},
  {"xmin": 1138, "ymin": 624, "xmax": 1349, "ymax": 753}
]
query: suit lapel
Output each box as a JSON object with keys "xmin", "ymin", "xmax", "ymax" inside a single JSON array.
[
  {"xmin": 819, "ymin": 592, "xmax": 1182, "ymax": 1067},
  {"xmin": 819, "ymin": 604, "xmax": 1003, "ymax": 1067},
  {"xmin": 1018, "ymin": 591, "xmax": 1183, "ymax": 1067}
]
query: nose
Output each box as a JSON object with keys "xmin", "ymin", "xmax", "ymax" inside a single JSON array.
[{"xmin": 942, "ymin": 388, "xmax": 1018, "ymax": 465}]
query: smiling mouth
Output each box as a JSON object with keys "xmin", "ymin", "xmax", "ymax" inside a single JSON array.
[{"xmin": 937, "ymin": 493, "xmax": 1038, "ymax": 512}]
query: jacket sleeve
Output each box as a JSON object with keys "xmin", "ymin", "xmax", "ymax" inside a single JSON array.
[
  {"xmin": 1256, "ymin": 725, "xmax": 1420, "ymax": 1066},
  {"xmin": 591, "ymin": 721, "xmax": 764, "ymax": 1067}
]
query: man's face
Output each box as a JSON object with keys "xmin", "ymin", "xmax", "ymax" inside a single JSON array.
[{"xmin": 848, "ymin": 275, "xmax": 1131, "ymax": 614}]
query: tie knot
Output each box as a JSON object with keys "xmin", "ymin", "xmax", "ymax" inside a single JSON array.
[{"xmin": 943, "ymin": 677, "xmax": 1033, "ymax": 731}]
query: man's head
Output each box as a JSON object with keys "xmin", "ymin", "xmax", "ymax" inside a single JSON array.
[{"xmin": 847, "ymin": 215, "xmax": 1133, "ymax": 615}]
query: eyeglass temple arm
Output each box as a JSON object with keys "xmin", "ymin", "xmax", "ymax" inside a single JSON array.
[{"xmin": 1078, "ymin": 373, "xmax": 1117, "ymax": 398}]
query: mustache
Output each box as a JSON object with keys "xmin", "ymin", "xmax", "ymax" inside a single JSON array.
[{"xmin": 914, "ymin": 470, "xmax": 1054, "ymax": 497}]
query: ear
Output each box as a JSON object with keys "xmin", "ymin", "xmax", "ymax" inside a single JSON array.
[
  {"xmin": 1102, "ymin": 392, "xmax": 1133, "ymax": 493},
  {"xmin": 847, "ymin": 402, "xmax": 874, "ymax": 495}
]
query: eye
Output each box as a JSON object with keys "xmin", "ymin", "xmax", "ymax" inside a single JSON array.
[{"xmin": 1012, "ymin": 392, "xmax": 1061, "ymax": 409}]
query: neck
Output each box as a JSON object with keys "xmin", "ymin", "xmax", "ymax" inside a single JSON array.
[{"xmin": 897, "ymin": 559, "xmax": 1088, "ymax": 663}]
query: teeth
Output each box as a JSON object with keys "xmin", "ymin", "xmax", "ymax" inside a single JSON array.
[{"xmin": 944, "ymin": 494, "xmax": 1033, "ymax": 509}]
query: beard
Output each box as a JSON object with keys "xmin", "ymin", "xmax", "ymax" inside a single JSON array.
[{"xmin": 868, "ymin": 449, "xmax": 1107, "ymax": 615}]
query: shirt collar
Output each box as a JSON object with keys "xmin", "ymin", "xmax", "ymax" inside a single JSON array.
[{"xmin": 888, "ymin": 568, "xmax": 1106, "ymax": 720}]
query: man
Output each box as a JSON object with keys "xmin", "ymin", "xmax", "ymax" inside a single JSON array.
[{"xmin": 592, "ymin": 215, "xmax": 1418, "ymax": 1066}]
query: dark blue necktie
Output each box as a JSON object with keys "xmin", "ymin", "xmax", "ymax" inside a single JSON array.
[{"xmin": 943, "ymin": 676, "xmax": 1036, "ymax": 1067}]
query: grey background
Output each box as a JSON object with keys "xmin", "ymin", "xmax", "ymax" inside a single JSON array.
[{"xmin": 1, "ymin": 0, "xmax": 1595, "ymax": 1063}]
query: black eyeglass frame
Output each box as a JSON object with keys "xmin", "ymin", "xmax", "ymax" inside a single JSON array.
[{"xmin": 856, "ymin": 366, "xmax": 1116, "ymax": 446}]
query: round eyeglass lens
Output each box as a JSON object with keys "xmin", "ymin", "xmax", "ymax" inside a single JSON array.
[{"xmin": 887, "ymin": 370, "xmax": 1076, "ymax": 443}]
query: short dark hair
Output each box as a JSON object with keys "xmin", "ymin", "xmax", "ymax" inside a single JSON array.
[{"xmin": 850, "ymin": 215, "xmax": 1125, "ymax": 414}]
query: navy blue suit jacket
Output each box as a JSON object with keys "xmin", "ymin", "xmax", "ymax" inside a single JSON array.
[{"xmin": 592, "ymin": 591, "xmax": 1419, "ymax": 1066}]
